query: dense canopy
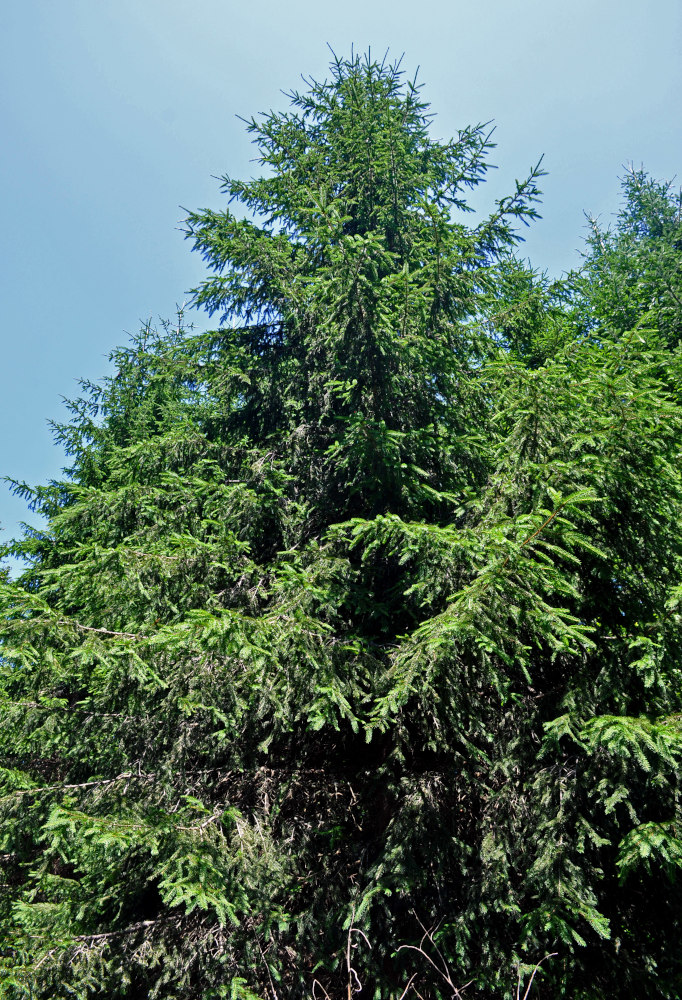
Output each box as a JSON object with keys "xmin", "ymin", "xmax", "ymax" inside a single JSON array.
[{"xmin": 1, "ymin": 54, "xmax": 682, "ymax": 1000}]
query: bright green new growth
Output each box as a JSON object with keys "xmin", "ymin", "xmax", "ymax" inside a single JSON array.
[{"xmin": 1, "ymin": 53, "xmax": 682, "ymax": 999}]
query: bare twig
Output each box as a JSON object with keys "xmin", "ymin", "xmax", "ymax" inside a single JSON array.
[
  {"xmin": 397, "ymin": 973, "xmax": 418, "ymax": 1000},
  {"xmin": 73, "ymin": 918, "xmax": 162, "ymax": 943},
  {"xmin": 397, "ymin": 916, "xmax": 473, "ymax": 999},
  {"xmin": 57, "ymin": 620, "xmax": 142, "ymax": 640},
  {"xmin": 346, "ymin": 909, "xmax": 371, "ymax": 999},
  {"xmin": 312, "ymin": 980, "xmax": 332, "ymax": 1000},
  {"xmin": 516, "ymin": 953, "xmax": 558, "ymax": 1000}
]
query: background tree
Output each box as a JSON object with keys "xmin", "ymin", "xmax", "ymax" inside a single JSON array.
[
  {"xmin": 580, "ymin": 166, "xmax": 682, "ymax": 346},
  {"xmin": 1, "ymin": 53, "xmax": 682, "ymax": 1000}
]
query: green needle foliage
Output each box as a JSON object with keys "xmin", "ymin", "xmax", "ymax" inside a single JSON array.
[{"xmin": 2, "ymin": 53, "xmax": 682, "ymax": 1000}]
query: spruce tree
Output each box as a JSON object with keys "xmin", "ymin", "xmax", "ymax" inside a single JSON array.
[
  {"xmin": 580, "ymin": 166, "xmax": 682, "ymax": 346},
  {"xmin": 1, "ymin": 54, "xmax": 682, "ymax": 999}
]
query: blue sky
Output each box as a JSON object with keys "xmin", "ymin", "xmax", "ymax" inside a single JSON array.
[{"xmin": 2, "ymin": 0, "xmax": 681, "ymax": 548}]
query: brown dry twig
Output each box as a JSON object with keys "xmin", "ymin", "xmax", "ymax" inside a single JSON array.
[
  {"xmin": 397, "ymin": 916, "xmax": 473, "ymax": 999},
  {"xmin": 515, "ymin": 953, "xmax": 557, "ymax": 1000}
]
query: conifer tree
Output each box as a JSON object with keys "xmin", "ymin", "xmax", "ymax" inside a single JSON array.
[
  {"xmin": 581, "ymin": 166, "xmax": 682, "ymax": 345},
  {"xmin": 1, "ymin": 54, "xmax": 682, "ymax": 999}
]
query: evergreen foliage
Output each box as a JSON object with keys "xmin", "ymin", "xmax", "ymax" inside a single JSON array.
[{"xmin": 1, "ymin": 53, "xmax": 682, "ymax": 999}]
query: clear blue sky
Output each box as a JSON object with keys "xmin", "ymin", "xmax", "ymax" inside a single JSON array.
[{"xmin": 2, "ymin": 0, "xmax": 681, "ymax": 548}]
